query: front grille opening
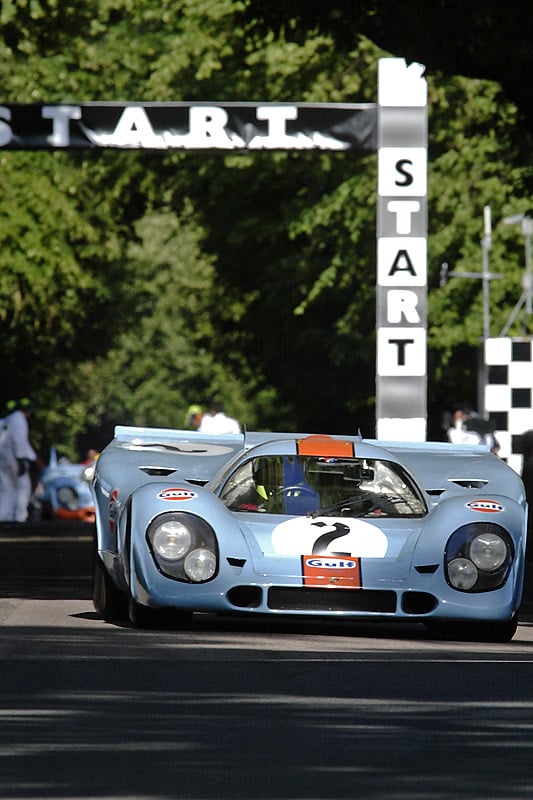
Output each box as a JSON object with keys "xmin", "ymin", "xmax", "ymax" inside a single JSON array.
[
  {"xmin": 227, "ymin": 586, "xmax": 263, "ymax": 608},
  {"xmin": 268, "ymin": 587, "xmax": 396, "ymax": 613},
  {"xmin": 401, "ymin": 591, "xmax": 438, "ymax": 615}
]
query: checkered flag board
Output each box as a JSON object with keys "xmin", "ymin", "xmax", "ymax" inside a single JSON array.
[{"xmin": 485, "ymin": 337, "xmax": 533, "ymax": 473}]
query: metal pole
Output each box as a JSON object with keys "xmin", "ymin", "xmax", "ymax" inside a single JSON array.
[
  {"xmin": 442, "ymin": 209, "xmax": 503, "ymax": 415},
  {"xmin": 482, "ymin": 205, "xmax": 492, "ymax": 341},
  {"xmin": 524, "ymin": 216, "xmax": 532, "ymax": 315},
  {"xmin": 502, "ymin": 212, "xmax": 533, "ymax": 330}
]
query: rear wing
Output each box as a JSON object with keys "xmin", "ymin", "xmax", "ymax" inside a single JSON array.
[
  {"xmin": 374, "ymin": 440, "xmax": 524, "ymax": 502},
  {"xmin": 109, "ymin": 426, "xmax": 525, "ymax": 503}
]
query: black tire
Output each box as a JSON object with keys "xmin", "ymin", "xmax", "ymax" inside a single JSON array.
[
  {"xmin": 465, "ymin": 615, "xmax": 519, "ymax": 643},
  {"xmin": 128, "ymin": 595, "xmax": 193, "ymax": 630},
  {"xmin": 425, "ymin": 614, "xmax": 518, "ymax": 643},
  {"xmin": 93, "ymin": 551, "xmax": 128, "ymax": 621}
]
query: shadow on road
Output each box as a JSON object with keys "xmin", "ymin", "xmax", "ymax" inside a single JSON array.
[
  {"xmin": 0, "ymin": 520, "xmax": 93, "ymax": 600},
  {"xmin": 0, "ymin": 620, "xmax": 532, "ymax": 799},
  {"xmin": 1, "ymin": 522, "xmax": 533, "ymax": 798}
]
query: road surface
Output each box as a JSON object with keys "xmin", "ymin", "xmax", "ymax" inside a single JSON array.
[{"xmin": 0, "ymin": 522, "xmax": 532, "ymax": 799}]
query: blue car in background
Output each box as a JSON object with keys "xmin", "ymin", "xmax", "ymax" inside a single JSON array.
[
  {"xmin": 35, "ymin": 449, "xmax": 96, "ymax": 523},
  {"xmin": 91, "ymin": 426, "xmax": 527, "ymax": 641}
]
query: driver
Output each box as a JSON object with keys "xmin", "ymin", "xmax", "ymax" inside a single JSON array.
[{"xmin": 254, "ymin": 456, "xmax": 319, "ymax": 514}]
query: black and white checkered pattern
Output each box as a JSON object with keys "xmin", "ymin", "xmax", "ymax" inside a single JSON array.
[{"xmin": 484, "ymin": 337, "xmax": 533, "ymax": 473}]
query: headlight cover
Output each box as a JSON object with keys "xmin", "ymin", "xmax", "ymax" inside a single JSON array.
[
  {"xmin": 147, "ymin": 512, "xmax": 218, "ymax": 583},
  {"xmin": 469, "ymin": 531, "xmax": 508, "ymax": 571},
  {"xmin": 184, "ymin": 549, "xmax": 217, "ymax": 582},
  {"xmin": 445, "ymin": 522, "xmax": 514, "ymax": 593},
  {"xmin": 153, "ymin": 519, "xmax": 192, "ymax": 560}
]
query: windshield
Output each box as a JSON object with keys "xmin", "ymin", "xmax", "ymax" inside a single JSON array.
[{"xmin": 219, "ymin": 455, "xmax": 427, "ymax": 517}]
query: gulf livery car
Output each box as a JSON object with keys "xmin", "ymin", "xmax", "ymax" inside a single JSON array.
[
  {"xmin": 92, "ymin": 426, "xmax": 527, "ymax": 641},
  {"xmin": 36, "ymin": 450, "xmax": 96, "ymax": 523}
]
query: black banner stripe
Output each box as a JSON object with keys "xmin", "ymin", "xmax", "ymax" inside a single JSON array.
[{"xmin": 0, "ymin": 102, "xmax": 377, "ymax": 151}]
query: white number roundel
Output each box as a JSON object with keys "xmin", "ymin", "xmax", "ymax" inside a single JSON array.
[{"xmin": 271, "ymin": 516, "xmax": 388, "ymax": 557}]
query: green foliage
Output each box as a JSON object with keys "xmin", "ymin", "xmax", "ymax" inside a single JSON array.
[
  {"xmin": 0, "ymin": 0, "xmax": 531, "ymax": 455},
  {"xmin": 0, "ymin": 153, "xmax": 100, "ymax": 371},
  {"xmin": 45, "ymin": 205, "xmax": 267, "ymax": 452},
  {"xmin": 426, "ymin": 73, "xmax": 533, "ymax": 425}
]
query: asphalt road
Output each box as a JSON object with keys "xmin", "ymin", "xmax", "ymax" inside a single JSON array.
[{"xmin": 1, "ymin": 522, "xmax": 533, "ymax": 799}]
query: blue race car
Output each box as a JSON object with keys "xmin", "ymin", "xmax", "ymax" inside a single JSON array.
[
  {"xmin": 35, "ymin": 449, "xmax": 96, "ymax": 523},
  {"xmin": 92, "ymin": 426, "xmax": 527, "ymax": 641}
]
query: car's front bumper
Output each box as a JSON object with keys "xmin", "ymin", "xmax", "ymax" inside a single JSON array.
[{"xmin": 129, "ymin": 542, "xmax": 524, "ymax": 624}]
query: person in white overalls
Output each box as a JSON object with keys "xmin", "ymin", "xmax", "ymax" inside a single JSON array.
[{"xmin": 0, "ymin": 399, "xmax": 37, "ymax": 522}]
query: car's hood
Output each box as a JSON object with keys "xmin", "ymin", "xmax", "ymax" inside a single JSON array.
[{"xmin": 236, "ymin": 513, "xmax": 423, "ymax": 568}]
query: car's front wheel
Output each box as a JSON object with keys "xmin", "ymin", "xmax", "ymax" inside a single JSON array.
[
  {"xmin": 93, "ymin": 551, "xmax": 127, "ymax": 621},
  {"xmin": 425, "ymin": 613, "xmax": 518, "ymax": 643},
  {"xmin": 128, "ymin": 595, "xmax": 193, "ymax": 630}
]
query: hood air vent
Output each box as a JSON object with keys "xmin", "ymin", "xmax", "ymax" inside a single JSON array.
[{"xmin": 139, "ymin": 466, "xmax": 177, "ymax": 477}]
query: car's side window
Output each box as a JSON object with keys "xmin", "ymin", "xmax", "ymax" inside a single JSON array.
[{"xmin": 220, "ymin": 461, "xmax": 258, "ymax": 510}]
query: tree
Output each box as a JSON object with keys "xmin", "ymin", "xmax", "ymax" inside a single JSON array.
[
  {"xmin": 0, "ymin": 0, "xmax": 531, "ymax": 452},
  {"xmin": 0, "ymin": 153, "xmax": 110, "ymax": 386},
  {"xmin": 62, "ymin": 205, "xmax": 272, "ymax": 454}
]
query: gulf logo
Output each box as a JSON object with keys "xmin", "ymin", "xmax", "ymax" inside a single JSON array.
[
  {"xmin": 466, "ymin": 499, "xmax": 505, "ymax": 513},
  {"xmin": 304, "ymin": 558, "xmax": 357, "ymax": 570},
  {"xmin": 158, "ymin": 487, "xmax": 197, "ymax": 501},
  {"xmin": 302, "ymin": 554, "xmax": 361, "ymax": 588},
  {"xmin": 109, "ymin": 488, "xmax": 120, "ymax": 533}
]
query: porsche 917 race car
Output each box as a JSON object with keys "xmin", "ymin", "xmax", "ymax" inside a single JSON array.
[
  {"xmin": 92, "ymin": 427, "xmax": 527, "ymax": 641},
  {"xmin": 35, "ymin": 450, "xmax": 96, "ymax": 523}
]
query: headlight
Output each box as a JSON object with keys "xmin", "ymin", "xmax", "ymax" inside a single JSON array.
[
  {"xmin": 184, "ymin": 549, "xmax": 217, "ymax": 581},
  {"xmin": 445, "ymin": 522, "xmax": 514, "ymax": 593},
  {"xmin": 147, "ymin": 512, "xmax": 218, "ymax": 583},
  {"xmin": 82, "ymin": 464, "xmax": 95, "ymax": 482},
  {"xmin": 152, "ymin": 520, "xmax": 192, "ymax": 560},
  {"xmin": 447, "ymin": 558, "xmax": 478, "ymax": 591},
  {"xmin": 469, "ymin": 532, "xmax": 507, "ymax": 571},
  {"xmin": 57, "ymin": 486, "xmax": 79, "ymax": 510}
]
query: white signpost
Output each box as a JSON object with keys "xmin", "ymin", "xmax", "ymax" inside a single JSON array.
[{"xmin": 375, "ymin": 59, "xmax": 428, "ymax": 441}]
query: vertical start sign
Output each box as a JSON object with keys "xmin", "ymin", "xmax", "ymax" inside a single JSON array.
[{"xmin": 376, "ymin": 59, "xmax": 428, "ymax": 441}]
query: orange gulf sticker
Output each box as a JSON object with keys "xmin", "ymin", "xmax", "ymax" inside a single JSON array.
[
  {"xmin": 297, "ymin": 435, "xmax": 355, "ymax": 458},
  {"xmin": 158, "ymin": 487, "xmax": 197, "ymax": 501},
  {"xmin": 465, "ymin": 500, "xmax": 505, "ymax": 513},
  {"xmin": 109, "ymin": 488, "xmax": 119, "ymax": 533},
  {"xmin": 302, "ymin": 555, "xmax": 361, "ymax": 588}
]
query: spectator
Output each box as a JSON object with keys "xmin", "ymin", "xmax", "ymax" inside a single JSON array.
[
  {"xmin": 81, "ymin": 448, "xmax": 99, "ymax": 466},
  {"xmin": 447, "ymin": 402, "xmax": 500, "ymax": 455},
  {"xmin": 198, "ymin": 400, "xmax": 240, "ymax": 434},
  {"xmin": 0, "ymin": 398, "xmax": 38, "ymax": 522},
  {"xmin": 184, "ymin": 404, "xmax": 204, "ymax": 431}
]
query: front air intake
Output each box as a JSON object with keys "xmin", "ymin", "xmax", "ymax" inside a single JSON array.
[
  {"xmin": 401, "ymin": 592, "xmax": 437, "ymax": 614},
  {"xmin": 227, "ymin": 586, "xmax": 263, "ymax": 608},
  {"xmin": 268, "ymin": 588, "xmax": 396, "ymax": 613}
]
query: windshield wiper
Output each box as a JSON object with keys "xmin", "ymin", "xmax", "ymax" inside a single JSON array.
[
  {"xmin": 308, "ymin": 493, "xmax": 375, "ymax": 519},
  {"xmin": 309, "ymin": 491, "xmax": 413, "ymax": 518}
]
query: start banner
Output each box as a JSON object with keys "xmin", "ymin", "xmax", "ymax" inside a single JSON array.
[{"xmin": 0, "ymin": 102, "xmax": 377, "ymax": 151}]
